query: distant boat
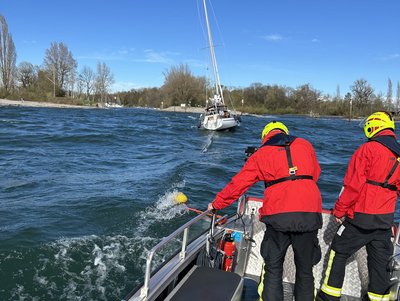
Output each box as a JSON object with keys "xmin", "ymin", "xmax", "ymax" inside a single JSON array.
[
  {"xmin": 308, "ymin": 110, "xmax": 320, "ymax": 118},
  {"xmin": 104, "ymin": 102, "xmax": 123, "ymax": 108},
  {"xmin": 198, "ymin": 0, "xmax": 240, "ymax": 131}
]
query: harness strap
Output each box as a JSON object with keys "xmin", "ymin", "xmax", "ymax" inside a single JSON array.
[
  {"xmin": 285, "ymin": 144, "xmax": 297, "ymax": 177},
  {"xmin": 263, "ymin": 135, "xmax": 313, "ymax": 188},
  {"xmin": 366, "ymin": 136, "xmax": 400, "ymax": 191},
  {"xmin": 366, "ymin": 158, "xmax": 399, "ymax": 191},
  {"xmin": 265, "ymin": 175, "xmax": 313, "ymax": 188}
]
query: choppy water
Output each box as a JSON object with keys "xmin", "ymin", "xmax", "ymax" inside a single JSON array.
[{"xmin": 0, "ymin": 107, "xmax": 396, "ymax": 300}]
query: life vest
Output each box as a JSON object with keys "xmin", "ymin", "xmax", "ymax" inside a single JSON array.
[
  {"xmin": 261, "ymin": 133, "xmax": 313, "ymax": 188},
  {"xmin": 366, "ymin": 135, "xmax": 400, "ymax": 191}
]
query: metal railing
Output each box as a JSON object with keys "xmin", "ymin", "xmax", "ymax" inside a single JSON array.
[{"xmin": 140, "ymin": 210, "xmax": 213, "ymax": 299}]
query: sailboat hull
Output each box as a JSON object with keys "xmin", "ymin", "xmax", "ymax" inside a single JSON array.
[{"xmin": 201, "ymin": 114, "xmax": 240, "ymax": 131}]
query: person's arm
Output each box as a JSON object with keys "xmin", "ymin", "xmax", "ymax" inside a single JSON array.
[
  {"xmin": 333, "ymin": 146, "xmax": 368, "ymax": 219},
  {"xmin": 209, "ymin": 153, "xmax": 262, "ymax": 210}
]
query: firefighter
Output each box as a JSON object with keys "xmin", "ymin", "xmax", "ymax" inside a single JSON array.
[
  {"xmin": 316, "ymin": 111, "xmax": 400, "ymax": 301},
  {"xmin": 208, "ymin": 121, "xmax": 322, "ymax": 301}
]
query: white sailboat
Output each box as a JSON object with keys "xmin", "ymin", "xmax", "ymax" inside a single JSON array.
[{"xmin": 198, "ymin": 0, "xmax": 240, "ymax": 131}]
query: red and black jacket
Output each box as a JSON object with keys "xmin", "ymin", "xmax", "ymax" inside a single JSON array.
[
  {"xmin": 334, "ymin": 130, "xmax": 400, "ymax": 230},
  {"xmin": 212, "ymin": 131, "xmax": 322, "ymax": 232}
]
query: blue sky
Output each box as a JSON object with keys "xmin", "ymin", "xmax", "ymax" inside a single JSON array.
[{"xmin": 3, "ymin": 0, "xmax": 400, "ymax": 96}]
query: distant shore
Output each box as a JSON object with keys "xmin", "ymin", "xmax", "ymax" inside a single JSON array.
[
  {"xmin": 160, "ymin": 106, "xmax": 204, "ymax": 114},
  {"xmin": 0, "ymin": 99, "xmax": 250, "ymax": 116},
  {"xmin": 0, "ymin": 99, "xmax": 207, "ymax": 113},
  {"xmin": 0, "ymin": 98, "xmax": 92, "ymax": 109}
]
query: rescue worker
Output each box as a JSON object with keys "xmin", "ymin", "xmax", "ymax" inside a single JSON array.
[
  {"xmin": 208, "ymin": 121, "xmax": 322, "ymax": 301},
  {"xmin": 316, "ymin": 111, "xmax": 400, "ymax": 301}
]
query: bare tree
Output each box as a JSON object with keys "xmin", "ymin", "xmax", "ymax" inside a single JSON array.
[
  {"xmin": 162, "ymin": 63, "xmax": 205, "ymax": 107},
  {"xmin": 0, "ymin": 15, "xmax": 17, "ymax": 93},
  {"xmin": 386, "ymin": 78, "xmax": 393, "ymax": 110},
  {"xmin": 350, "ymin": 79, "xmax": 374, "ymax": 113},
  {"xmin": 78, "ymin": 66, "xmax": 95, "ymax": 100},
  {"xmin": 66, "ymin": 70, "xmax": 76, "ymax": 98},
  {"xmin": 95, "ymin": 62, "xmax": 114, "ymax": 103},
  {"xmin": 43, "ymin": 42, "xmax": 77, "ymax": 96},
  {"xmin": 397, "ymin": 81, "xmax": 400, "ymax": 114},
  {"xmin": 17, "ymin": 61, "xmax": 37, "ymax": 88},
  {"xmin": 291, "ymin": 83, "xmax": 321, "ymax": 113},
  {"xmin": 335, "ymin": 84, "xmax": 341, "ymax": 101}
]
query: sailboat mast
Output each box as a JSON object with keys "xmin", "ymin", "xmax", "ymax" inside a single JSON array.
[{"xmin": 203, "ymin": 0, "xmax": 224, "ymax": 104}]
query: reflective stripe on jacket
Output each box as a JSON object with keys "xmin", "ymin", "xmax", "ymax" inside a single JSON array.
[
  {"xmin": 212, "ymin": 131, "xmax": 322, "ymax": 232},
  {"xmin": 333, "ymin": 130, "xmax": 400, "ymax": 229}
]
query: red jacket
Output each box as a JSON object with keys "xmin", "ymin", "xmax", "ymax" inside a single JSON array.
[
  {"xmin": 212, "ymin": 131, "xmax": 322, "ymax": 232},
  {"xmin": 334, "ymin": 130, "xmax": 400, "ymax": 229}
]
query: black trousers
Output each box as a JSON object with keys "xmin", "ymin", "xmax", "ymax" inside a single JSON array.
[
  {"xmin": 318, "ymin": 221, "xmax": 393, "ymax": 300},
  {"xmin": 258, "ymin": 228, "xmax": 320, "ymax": 301}
]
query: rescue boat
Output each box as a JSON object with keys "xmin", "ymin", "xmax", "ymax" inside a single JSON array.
[{"xmin": 123, "ymin": 196, "xmax": 400, "ymax": 301}]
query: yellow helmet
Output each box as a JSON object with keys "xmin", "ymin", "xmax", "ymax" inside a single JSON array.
[
  {"xmin": 261, "ymin": 121, "xmax": 289, "ymax": 140},
  {"xmin": 363, "ymin": 111, "xmax": 395, "ymax": 139}
]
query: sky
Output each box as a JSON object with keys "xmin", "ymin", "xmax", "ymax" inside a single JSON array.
[{"xmin": 2, "ymin": 0, "xmax": 400, "ymax": 96}]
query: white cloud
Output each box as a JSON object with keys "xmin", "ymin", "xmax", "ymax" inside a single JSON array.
[
  {"xmin": 379, "ymin": 53, "xmax": 400, "ymax": 61},
  {"xmin": 111, "ymin": 81, "xmax": 143, "ymax": 92},
  {"xmin": 263, "ymin": 34, "xmax": 283, "ymax": 41},
  {"xmin": 22, "ymin": 40, "xmax": 37, "ymax": 44},
  {"xmin": 143, "ymin": 49, "xmax": 178, "ymax": 64}
]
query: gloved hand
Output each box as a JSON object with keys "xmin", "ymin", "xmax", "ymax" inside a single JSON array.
[{"xmin": 335, "ymin": 216, "xmax": 345, "ymax": 224}]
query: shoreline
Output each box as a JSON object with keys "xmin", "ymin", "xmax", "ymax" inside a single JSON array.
[
  {"xmin": 0, "ymin": 98, "xmax": 93, "ymax": 109},
  {"xmin": 0, "ymin": 99, "xmax": 358, "ymax": 120},
  {"xmin": 160, "ymin": 106, "xmax": 204, "ymax": 114},
  {"xmin": 0, "ymin": 99, "xmax": 206, "ymax": 113}
]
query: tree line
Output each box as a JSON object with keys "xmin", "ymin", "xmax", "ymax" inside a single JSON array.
[
  {"xmin": 0, "ymin": 15, "xmax": 114, "ymax": 106},
  {"xmin": 1, "ymin": 14, "xmax": 399, "ymax": 117}
]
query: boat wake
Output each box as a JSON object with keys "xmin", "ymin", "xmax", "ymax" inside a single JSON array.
[
  {"xmin": 138, "ymin": 188, "xmax": 188, "ymax": 227},
  {"xmin": 6, "ymin": 185, "xmax": 193, "ymax": 301},
  {"xmin": 201, "ymin": 132, "xmax": 215, "ymax": 153}
]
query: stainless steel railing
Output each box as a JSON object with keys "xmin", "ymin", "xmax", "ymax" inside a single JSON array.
[{"xmin": 140, "ymin": 210, "xmax": 213, "ymax": 299}]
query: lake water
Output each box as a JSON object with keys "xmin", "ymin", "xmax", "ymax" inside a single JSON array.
[{"xmin": 0, "ymin": 107, "xmax": 396, "ymax": 300}]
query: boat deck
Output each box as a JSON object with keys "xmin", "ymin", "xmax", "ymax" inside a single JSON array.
[
  {"xmin": 125, "ymin": 197, "xmax": 400, "ymax": 301},
  {"xmin": 225, "ymin": 276, "xmax": 360, "ymax": 301}
]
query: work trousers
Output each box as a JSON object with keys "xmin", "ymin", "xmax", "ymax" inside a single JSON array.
[
  {"xmin": 258, "ymin": 228, "xmax": 320, "ymax": 301},
  {"xmin": 318, "ymin": 221, "xmax": 393, "ymax": 301}
]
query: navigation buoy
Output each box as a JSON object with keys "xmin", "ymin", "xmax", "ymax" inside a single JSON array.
[{"xmin": 175, "ymin": 192, "xmax": 188, "ymax": 204}]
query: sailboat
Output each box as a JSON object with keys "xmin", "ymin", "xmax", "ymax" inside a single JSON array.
[{"xmin": 198, "ymin": 0, "xmax": 240, "ymax": 131}]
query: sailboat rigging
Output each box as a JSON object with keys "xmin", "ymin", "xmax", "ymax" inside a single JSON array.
[{"xmin": 198, "ymin": 0, "xmax": 240, "ymax": 131}]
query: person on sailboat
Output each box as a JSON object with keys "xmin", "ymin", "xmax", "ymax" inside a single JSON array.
[
  {"xmin": 208, "ymin": 121, "xmax": 322, "ymax": 301},
  {"xmin": 316, "ymin": 111, "xmax": 400, "ymax": 301}
]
